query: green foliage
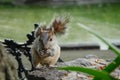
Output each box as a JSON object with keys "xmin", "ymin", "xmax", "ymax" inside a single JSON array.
[
  {"xmin": 58, "ymin": 23, "xmax": 120, "ymax": 80},
  {"xmin": 77, "ymin": 23, "xmax": 120, "ymax": 56},
  {"xmin": 0, "ymin": 3, "xmax": 120, "ymax": 44}
]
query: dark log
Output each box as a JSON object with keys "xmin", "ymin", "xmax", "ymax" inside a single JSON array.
[{"xmin": 0, "ymin": 43, "xmax": 18, "ymax": 80}]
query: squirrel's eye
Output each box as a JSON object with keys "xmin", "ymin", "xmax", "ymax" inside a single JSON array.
[{"xmin": 49, "ymin": 38, "xmax": 52, "ymax": 41}]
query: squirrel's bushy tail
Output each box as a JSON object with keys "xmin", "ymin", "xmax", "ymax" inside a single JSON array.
[
  {"xmin": 34, "ymin": 16, "xmax": 69, "ymax": 37},
  {"xmin": 50, "ymin": 16, "xmax": 69, "ymax": 34}
]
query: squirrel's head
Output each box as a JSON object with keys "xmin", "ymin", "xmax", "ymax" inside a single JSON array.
[
  {"xmin": 34, "ymin": 16, "xmax": 69, "ymax": 55},
  {"xmin": 34, "ymin": 25, "xmax": 55, "ymax": 51}
]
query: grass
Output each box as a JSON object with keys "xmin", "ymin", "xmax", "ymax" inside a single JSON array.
[{"xmin": 0, "ymin": 3, "xmax": 120, "ymax": 44}]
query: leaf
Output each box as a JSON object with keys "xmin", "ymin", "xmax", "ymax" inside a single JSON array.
[
  {"xmin": 77, "ymin": 23, "xmax": 120, "ymax": 56},
  {"xmin": 77, "ymin": 23, "xmax": 120, "ymax": 73},
  {"xmin": 104, "ymin": 56, "xmax": 120, "ymax": 73}
]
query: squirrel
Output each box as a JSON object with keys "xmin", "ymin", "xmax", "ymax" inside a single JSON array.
[{"xmin": 31, "ymin": 16, "xmax": 69, "ymax": 68}]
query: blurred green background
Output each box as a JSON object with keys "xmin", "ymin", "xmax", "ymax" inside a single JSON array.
[
  {"xmin": 0, "ymin": 0, "xmax": 120, "ymax": 67},
  {"xmin": 0, "ymin": 1, "xmax": 120, "ymax": 45}
]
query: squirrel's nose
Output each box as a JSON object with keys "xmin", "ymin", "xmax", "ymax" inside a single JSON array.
[{"xmin": 42, "ymin": 48, "xmax": 47, "ymax": 51}]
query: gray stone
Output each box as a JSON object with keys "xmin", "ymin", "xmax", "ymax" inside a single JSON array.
[{"xmin": 27, "ymin": 54, "xmax": 120, "ymax": 80}]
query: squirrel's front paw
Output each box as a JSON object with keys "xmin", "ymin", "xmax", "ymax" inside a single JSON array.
[{"xmin": 47, "ymin": 49, "xmax": 55, "ymax": 57}]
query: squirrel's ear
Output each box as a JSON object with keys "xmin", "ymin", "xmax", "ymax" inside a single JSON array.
[
  {"xmin": 34, "ymin": 27, "xmax": 42, "ymax": 38},
  {"xmin": 34, "ymin": 23, "xmax": 39, "ymax": 30}
]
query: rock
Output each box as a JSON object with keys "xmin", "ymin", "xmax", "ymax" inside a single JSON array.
[
  {"xmin": 58, "ymin": 54, "xmax": 108, "ymax": 68},
  {"xmin": 111, "ymin": 66, "xmax": 120, "ymax": 79},
  {"xmin": 27, "ymin": 54, "xmax": 119, "ymax": 80},
  {"xmin": 27, "ymin": 67, "xmax": 68, "ymax": 80},
  {"xmin": 27, "ymin": 55, "xmax": 107, "ymax": 80},
  {"xmin": 27, "ymin": 67, "xmax": 93, "ymax": 80}
]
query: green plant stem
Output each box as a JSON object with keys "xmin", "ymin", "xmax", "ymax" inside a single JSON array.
[
  {"xmin": 77, "ymin": 23, "xmax": 120, "ymax": 56},
  {"xmin": 78, "ymin": 23, "xmax": 120, "ymax": 79},
  {"xmin": 104, "ymin": 56, "xmax": 120, "ymax": 73}
]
